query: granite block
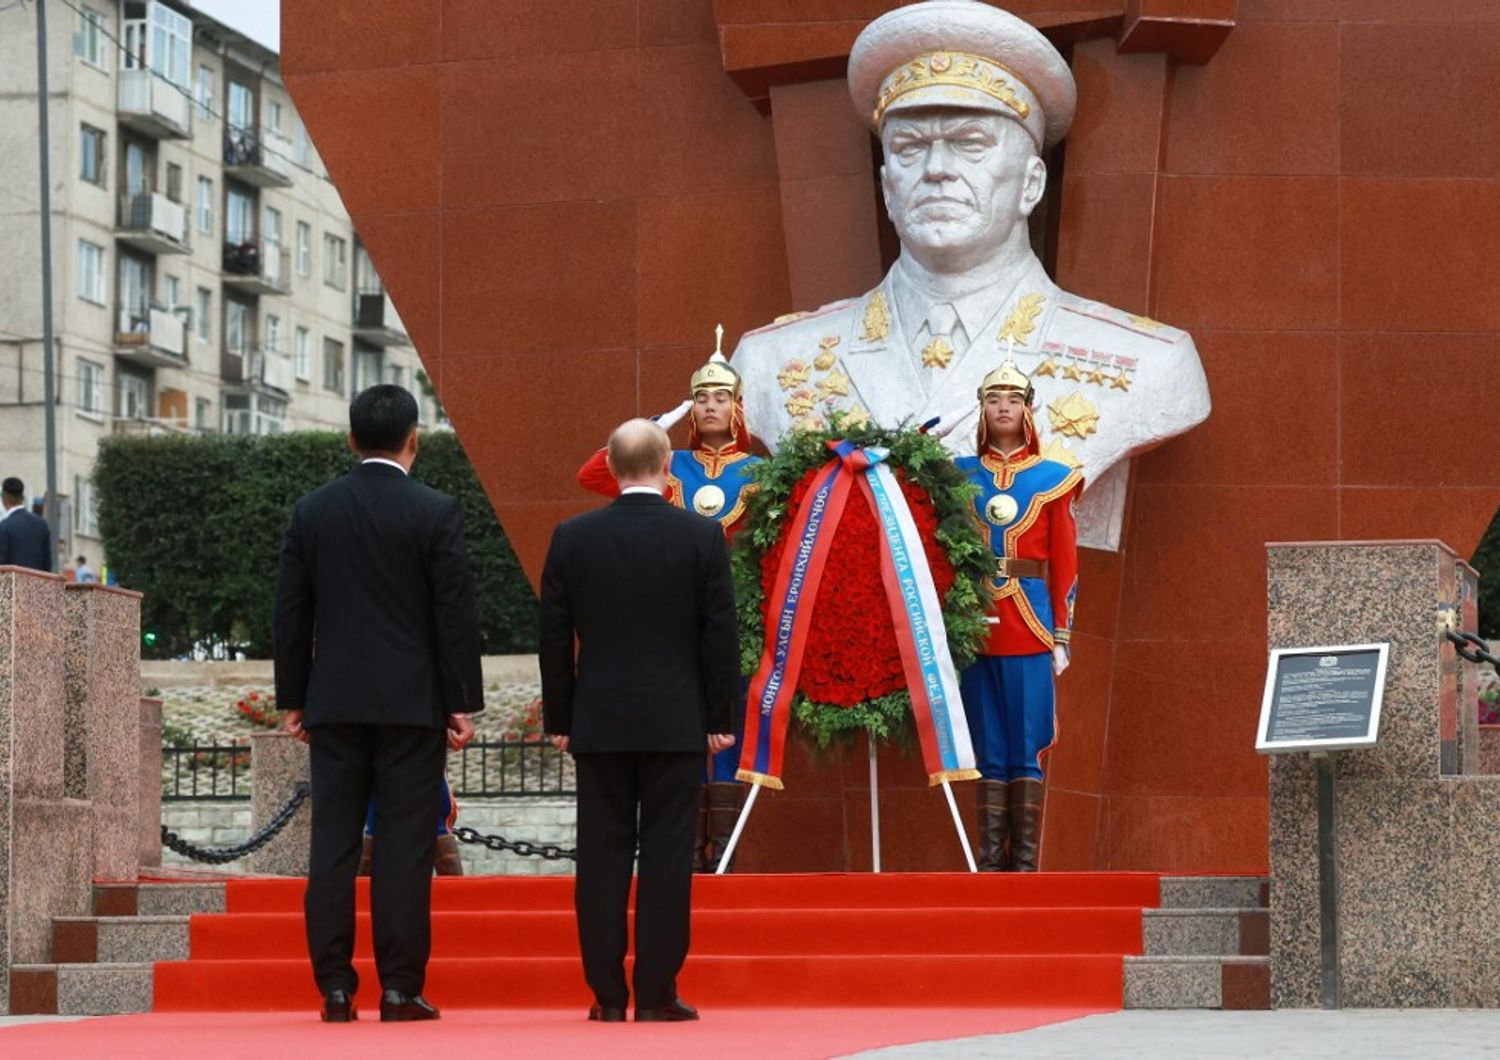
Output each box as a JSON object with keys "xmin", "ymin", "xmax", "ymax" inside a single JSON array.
[
  {"xmin": 1444, "ymin": 778, "xmax": 1500, "ymax": 1007},
  {"xmin": 1221, "ymin": 958, "xmax": 1273, "ymax": 1010},
  {"xmin": 9, "ymin": 572, "xmax": 66, "ymax": 800},
  {"xmin": 1159, "ymin": 876, "xmax": 1267, "ymax": 909},
  {"xmin": 96, "ymin": 917, "xmax": 190, "ymax": 962},
  {"xmin": 55, "ymin": 963, "xmax": 153, "ymax": 1015},
  {"xmin": 1240, "ymin": 909, "xmax": 1270, "ymax": 956},
  {"xmin": 50, "ymin": 919, "xmax": 98, "ymax": 963},
  {"xmin": 138, "ymin": 698, "xmax": 162, "ymax": 868},
  {"xmin": 248, "ymin": 733, "xmax": 312, "ymax": 876},
  {"xmin": 1143, "ymin": 910, "xmax": 1243, "ymax": 956},
  {"xmin": 11, "ymin": 798, "xmax": 94, "ymax": 965},
  {"xmin": 1123, "ymin": 957, "xmax": 1222, "ymax": 1008},
  {"xmin": 7, "ymin": 966, "xmax": 58, "ymax": 1015},
  {"xmin": 134, "ymin": 883, "xmax": 226, "ymax": 917},
  {"xmin": 92, "ymin": 884, "xmax": 138, "ymax": 917},
  {"xmin": 1269, "ymin": 753, "xmax": 1321, "ymax": 1008},
  {"xmin": 1480, "ymin": 727, "xmax": 1500, "ymax": 776}
]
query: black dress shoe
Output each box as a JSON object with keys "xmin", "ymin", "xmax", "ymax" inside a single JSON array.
[
  {"xmin": 588, "ymin": 1003, "xmax": 626, "ymax": 1022},
  {"xmin": 635, "ymin": 997, "xmax": 699, "ymax": 1022},
  {"xmin": 320, "ymin": 989, "xmax": 357, "ymax": 1023},
  {"xmin": 379, "ymin": 990, "xmax": 441, "ymax": 1022}
]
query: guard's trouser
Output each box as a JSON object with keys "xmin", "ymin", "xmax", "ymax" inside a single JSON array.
[{"xmin": 960, "ymin": 652, "xmax": 1055, "ymax": 781}]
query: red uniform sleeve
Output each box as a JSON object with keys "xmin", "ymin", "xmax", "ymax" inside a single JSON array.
[
  {"xmin": 575, "ymin": 448, "xmax": 620, "ymax": 498},
  {"xmin": 1048, "ymin": 476, "xmax": 1082, "ymax": 646}
]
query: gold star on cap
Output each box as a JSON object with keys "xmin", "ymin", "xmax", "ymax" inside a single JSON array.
[
  {"xmin": 777, "ymin": 360, "xmax": 810, "ymax": 391},
  {"xmin": 1110, "ymin": 370, "xmax": 1132, "ymax": 391},
  {"xmin": 921, "ymin": 337, "xmax": 954, "ymax": 369},
  {"xmin": 1047, "ymin": 391, "xmax": 1100, "ymax": 440}
]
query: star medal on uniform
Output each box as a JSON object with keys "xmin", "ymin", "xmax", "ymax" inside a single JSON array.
[
  {"xmin": 921, "ymin": 338, "xmax": 954, "ymax": 369},
  {"xmin": 985, "ymin": 493, "xmax": 1019, "ymax": 526},
  {"xmin": 1047, "ymin": 391, "xmax": 1101, "ymax": 439},
  {"xmin": 785, "ymin": 389, "xmax": 816, "ymax": 417},
  {"xmin": 1110, "ymin": 370, "xmax": 1132, "ymax": 391},
  {"xmin": 817, "ymin": 368, "xmax": 850, "ymax": 397},
  {"xmin": 778, "ymin": 359, "xmax": 810, "ymax": 390}
]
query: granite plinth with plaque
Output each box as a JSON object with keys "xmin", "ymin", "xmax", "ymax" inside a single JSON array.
[{"xmin": 1257, "ymin": 642, "xmax": 1389, "ymax": 1010}]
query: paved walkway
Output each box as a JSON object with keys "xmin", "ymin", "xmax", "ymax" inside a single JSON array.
[{"xmin": 851, "ymin": 1010, "xmax": 1500, "ymax": 1058}]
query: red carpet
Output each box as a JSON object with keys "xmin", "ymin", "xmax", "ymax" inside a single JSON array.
[
  {"xmin": 152, "ymin": 873, "xmax": 1160, "ymax": 1012},
  {"xmin": 0, "ymin": 1008, "xmax": 1109, "ymax": 1059}
]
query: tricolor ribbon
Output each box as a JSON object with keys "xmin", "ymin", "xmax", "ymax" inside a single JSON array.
[{"xmin": 737, "ymin": 441, "xmax": 979, "ymax": 789}]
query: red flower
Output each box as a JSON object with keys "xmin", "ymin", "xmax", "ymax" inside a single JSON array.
[{"xmin": 760, "ymin": 467, "xmax": 955, "ymax": 707}]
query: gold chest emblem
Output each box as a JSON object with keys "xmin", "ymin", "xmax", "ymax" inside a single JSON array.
[
  {"xmin": 985, "ymin": 493, "xmax": 1019, "ymax": 526},
  {"xmin": 693, "ymin": 484, "xmax": 726, "ymax": 518}
]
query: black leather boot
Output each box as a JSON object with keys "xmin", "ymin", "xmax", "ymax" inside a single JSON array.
[
  {"xmin": 1008, "ymin": 777, "xmax": 1045, "ymax": 872},
  {"xmin": 976, "ymin": 779, "xmax": 1011, "ymax": 871}
]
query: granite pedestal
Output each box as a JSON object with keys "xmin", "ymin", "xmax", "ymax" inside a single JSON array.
[{"xmin": 248, "ymin": 733, "xmax": 311, "ymax": 875}]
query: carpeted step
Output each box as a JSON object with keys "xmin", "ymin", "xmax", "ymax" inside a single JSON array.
[
  {"xmin": 222, "ymin": 872, "xmax": 1162, "ymax": 913},
  {"xmin": 152, "ymin": 953, "xmax": 1126, "ymax": 1011},
  {"xmin": 187, "ymin": 905, "xmax": 1145, "ymax": 959}
]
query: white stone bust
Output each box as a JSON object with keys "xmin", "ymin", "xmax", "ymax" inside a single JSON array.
[{"xmin": 731, "ymin": 0, "xmax": 1210, "ymax": 550}]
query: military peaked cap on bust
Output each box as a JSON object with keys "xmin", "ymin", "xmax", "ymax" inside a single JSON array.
[{"xmin": 848, "ymin": 0, "xmax": 1078, "ymax": 149}]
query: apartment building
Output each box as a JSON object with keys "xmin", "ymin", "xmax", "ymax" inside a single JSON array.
[{"xmin": 0, "ymin": 0, "xmax": 438, "ymax": 568}]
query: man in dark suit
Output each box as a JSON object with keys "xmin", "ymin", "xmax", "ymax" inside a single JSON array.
[
  {"xmin": 0, "ymin": 478, "xmax": 53, "ymax": 572},
  {"xmin": 541, "ymin": 418, "xmax": 739, "ymax": 1024},
  {"xmin": 275, "ymin": 385, "xmax": 483, "ymax": 1024}
]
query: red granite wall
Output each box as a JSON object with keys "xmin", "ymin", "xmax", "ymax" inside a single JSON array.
[{"xmin": 282, "ymin": 0, "xmax": 1500, "ymax": 873}]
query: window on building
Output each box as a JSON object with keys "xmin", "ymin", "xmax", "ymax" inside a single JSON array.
[
  {"xmin": 75, "ymin": 7, "xmax": 110, "ymax": 71},
  {"xmin": 323, "ymin": 234, "xmax": 347, "ymax": 289},
  {"xmin": 195, "ymin": 176, "xmax": 213, "ymax": 234},
  {"xmin": 76, "ymin": 240, "xmax": 106, "ymax": 305},
  {"xmin": 74, "ymin": 476, "xmax": 99, "ymax": 537},
  {"xmin": 78, "ymin": 358, "xmax": 105, "ymax": 418},
  {"xmin": 226, "ymin": 186, "xmax": 254, "ymax": 244},
  {"xmin": 265, "ymin": 313, "xmax": 282, "ymax": 355},
  {"xmin": 264, "ymin": 206, "xmax": 283, "ymax": 250},
  {"xmin": 195, "ymin": 397, "xmax": 212, "ymax": 433},
  {"xmin": 227, "ymin": 79, "xmax": 254, "ymax": 137},
  {"xmin": 387, "ymin": 364, "xmax": 405, "ymax": 389},
  {"xmin": 294, "ymin": 326, "xmax": 311, "ymax": 380},
  {"xmin": 165, "ymin": 162, "xmax": 183, "ymax": 203},
  {"xmin": 293, "ymin": 119, "xmax": 311, "ymax": 168},
  {"xmin": 79, "ymin": 125, "xmax": 106, "ymax": 186},
  {"xmin": 222, "ymin": 392, "xmax": 287, "ymax": 436},
  {"xmin": 268, "ymin": 100, "xmax": 284, "ymax": 135},
  {"xmin": 149, "ymin": 3, "xmax": 192, "ymax": 91},
  {"xmin": 225, "ymin": 298, "xmax": 252, "ymax": 356},
  {"xmin": 195, "ymin": 64, "xmax": 214, "ymax": 119},
  {"xmin": 117, "ymin": 370, "xmax": 150, "ymax": 420},
  {"xmin": 323, "ymin": 337, "xmax": 345, "ymax": 394},
  {"xmin": 195, "ymin": 286, "xmax": 211, "ymax": 341},
  {"xmin": 162, "ymin": 273, "xmax": 181, "ymax": 310},
  {"xmin": 353, "ymin": 347, "xmax": 384, "ymax": 394},
  {"xmin": 296, "ymin": 221, "xmax": 311, "ymax": 276}
]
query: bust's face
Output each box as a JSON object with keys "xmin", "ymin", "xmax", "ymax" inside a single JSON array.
[{"xmin": 880, "ymin": 109, "xmax": 1045, "ymax": 271}]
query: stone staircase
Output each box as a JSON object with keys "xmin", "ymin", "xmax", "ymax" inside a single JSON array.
[
  {"xmin": 8, "ymin": 882, "xmax": 224, "ymax": 1016},
  {"xmin": 10, "ymin": 875, "xmax": 1270, "ymax": 1015},
  {"xmin": 1124, "ymin": 875, "xmax": 1270, "ymax": 1009}
]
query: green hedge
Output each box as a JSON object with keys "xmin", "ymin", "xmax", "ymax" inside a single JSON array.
[
  {"xmin": 95, "ymin": 431, "xmax": 538, "ymax": 659},
  {"xmin": 1475, "ymin": 509, "xmax": 1500, "ymax": 640}
]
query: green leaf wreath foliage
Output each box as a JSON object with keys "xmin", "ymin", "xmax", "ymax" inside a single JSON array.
[{"xmin": 731, "ymin": 416, "xmax": 991, "ymax": 750}]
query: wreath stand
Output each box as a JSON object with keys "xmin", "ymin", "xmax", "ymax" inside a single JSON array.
[{"xmin": 715, "ymin": 737, "xmax": 978, "ymax": 874}]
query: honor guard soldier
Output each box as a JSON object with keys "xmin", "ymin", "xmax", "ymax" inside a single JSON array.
[
  {"xmin": 576, "ymin": 330, "xmax": 759, "ymax": 872},
  {"xmin": 947, "ymin": 356, "xmax": 1080, "ymax": 871}
]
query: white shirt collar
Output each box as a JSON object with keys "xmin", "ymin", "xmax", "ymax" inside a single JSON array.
[
  {"xmin": 361, "ymin": 457, "xmax": 408, "ymax": 476},
  {"xmin": 620, "ymin": 486, "xmax": 663, "ymax": 496},
  {"xmin": 0, "ymin": 506, "xmax": 15, "ymax": 521}
]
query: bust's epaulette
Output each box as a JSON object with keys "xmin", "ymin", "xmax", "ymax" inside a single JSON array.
[
  {"xmin": 741, "ymin": 296, "xmax": 860, "ymax": 339},
  {"xmin": 1052, "ymin": 292, "xmax": 1186, "ymax": 345}
]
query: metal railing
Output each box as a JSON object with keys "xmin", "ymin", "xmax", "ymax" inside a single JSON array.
[
  {"xmin": 159, "ymin": 738, "xmax": 576, "ymax": 802},
  {"xmin": 162, "ymin": 744, "xmax": 253, "ymax": 801},
  {"xmin": 450, "ymin": 740, "xmax": 576, "ymax": 798}
]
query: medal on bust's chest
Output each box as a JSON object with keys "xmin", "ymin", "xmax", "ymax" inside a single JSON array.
[
  {"xmin": 693, "ymin": 484, "xmax": 726, "ymax": 518},
  {"xmin": 985, "ymin": 493, "xmax": 1019, "ymax": 526}
]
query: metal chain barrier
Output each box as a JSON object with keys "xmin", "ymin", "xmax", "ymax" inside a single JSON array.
[
  {"xmin": 1446, "ymin": 629, "xmax": 1500, "ymax": 668},
  {"xmin": 452, "ymin": 825, "xmax": 576, "ymax": 862},
  {"xmin": 160, "ymin": 783, "xmax": 310, "ymax": 865}
]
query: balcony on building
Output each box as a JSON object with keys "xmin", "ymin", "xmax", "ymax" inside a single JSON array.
[
  {"xmin": 117, "ymin": 68, "xmax": 192, "ymax": 140},
  {"xmin": 222, "ymin": 342, "xmax": 294, "ymax": 397},
  {"xmin": 222, "ymin": 237, "xmax": 291, "ymax": 296},
  {"xmin": 110, "ymin": 417, "xmax": 196, "ymax": 438},
  {"xmin": 116, "ymin": 192, "xmax": 189, "ymax": 255},
  {"xmin": 113, "ymin": 301, "xmax": 187, "ymax": 367},
  {"xmin": 223, "ymin": 127, "xmax": 296, "ymax": 189},
  {"xmin": 352, "ymin": 287, "xmax": 410, "ymax": 347},
  {"xmin": 117, "ymin": 2, "xmax": 194, "ymax": 139}
]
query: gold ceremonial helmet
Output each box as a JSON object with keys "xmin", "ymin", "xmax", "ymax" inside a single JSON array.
[
  {"xmin": 977, "ymin": 358, "xmax": 1034, "ymax": 406},
  {"xmin": 689, "ymin": 324, "xmax": 741, "ymax": 398},
  {"xmin": 976, "ymin": 356, "xmax": 1039, "ymax": 454}
]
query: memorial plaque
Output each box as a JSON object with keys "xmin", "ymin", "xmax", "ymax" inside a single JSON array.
[{"xmin": 1256, "ymin": 644, "xmax": 1389, "ymax": 754}]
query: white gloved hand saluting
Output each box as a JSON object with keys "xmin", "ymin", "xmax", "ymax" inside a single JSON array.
[
  {"xmin": 653, "ymin": 399, "xmax": 694, "ymax": 433},
  {"xmin": 919, "ymin": 405, "xmax": 976, "ymax": 440}
]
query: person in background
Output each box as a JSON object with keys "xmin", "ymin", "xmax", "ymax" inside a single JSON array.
[
  {"xmin": 0, "ymin": 478, "xmax": 53, "ymax": 572},
  {"xmin": 75, "ymin": 555, "xmax": 98, "ymax": 583}
]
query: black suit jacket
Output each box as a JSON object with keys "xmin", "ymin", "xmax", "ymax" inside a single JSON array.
[
  {"xmin": 539, "ymin": 492, "xmax": 738, "ymax": 755},
  {"xmin": 273, "ymin": 461, "xmax": 483, "ymax": 729},
  {"xmin": 0, "ymin": 509, "xmax": 53, "ymax": 572}
]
